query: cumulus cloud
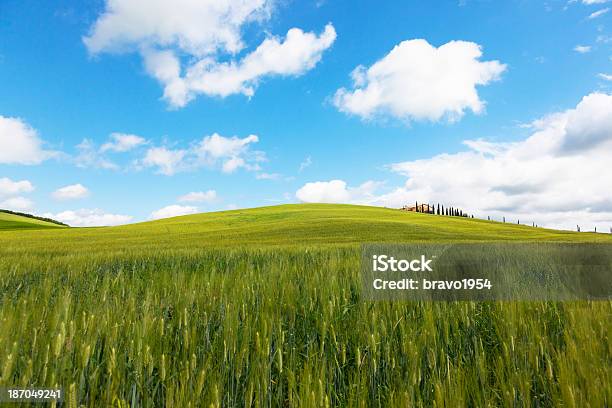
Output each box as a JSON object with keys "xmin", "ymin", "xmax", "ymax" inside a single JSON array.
[
  {"xmin": 0, "ymin": 116, "xmax": 55, "ymax": 164},
  {"xmin": 296, "ymin": 180, "xmax": 350, "ymax": 203},
  {"xmin": 43, "ymin": 209, "xmax": 133, "ymax": 227},
  {"xmin": 298, "ymin": 93, "xmax": 612, "ymax": 230},
  {"xmin": 52, "ymin": 184, "xmax": 90, "ymax": 200},
  {"xmin": 333, "ymin": 39, "xmax": 506, "ymax": 123},
  {"xmin": 140, "ymin": 146, "xmax": 187, "ymax": 175},
  {"xmin": 304, "ymin": 92, "xmax": 612, "ymax": 231},
  {"xmin": 0, "ymin": 177, "xmax": 34, "ymax": 196},
  {"xmin": 84, "ymin": 0, "xmax": 335, "ymax": 108},
  {"xmin": 139, "ymin": 133, "xmax": 264, "ymax": 175},
  {"xmin": 0, "ymin": 178, "xmax": 35, "ymax": 211},
  {"xmin": 178, "ymin": 190, "xmax": 217, "ymax": 203},
  {"xmin": 83, "ymin": 0, "xmax": 272, "ymax": 55},
  {"xmin": 196, "ymin": 133, "xmax": 263, "ymax": 173},
  {"xmin": 296, "ymin": 180, "xmax": 384, "ymax": 204},
  {"xmin": 145, "ymin": 24, "xmax": 337, "ymax": 106},
  {"xmin": 0, "ymin": 196, "xmax": 35, "ymax": 212},
  {"xmin": 149, "ymin": 204, "xmax": 198, "ymax": 220},
  {"xmin": 100, "ymin": 133, "xmax": 147, "ymax": 152}
]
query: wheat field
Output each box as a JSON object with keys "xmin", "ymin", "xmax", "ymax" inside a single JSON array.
[{"xmin": 0, "ymin": 204, "xmax": 610, "ymax": 407}]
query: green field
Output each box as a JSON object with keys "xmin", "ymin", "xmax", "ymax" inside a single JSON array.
[
  {"xmin": 0, "ymin": 204, "xmax": 610, "ymax": 407},
  {"xmin": 0, "ymin": 211, "xmax": 65, "ymax": 231}
]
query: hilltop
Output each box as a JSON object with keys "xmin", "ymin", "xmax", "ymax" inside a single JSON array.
[{"xmin": 1, "ymin": 204, "xmax": 610, "ymax": 252}]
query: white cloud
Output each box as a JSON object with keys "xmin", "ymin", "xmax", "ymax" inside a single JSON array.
[
  {"xmin": 149, "ymin": 204, "xmax": 198, "ymax": 220},
  {"xmin": 178, "ymin": 190, "xmax": 217, "ymax": 203},
  {"xmin": 84, "ymin": 0, "xmax": 335, "ymax": 108},
  {"xmin": 101, "ymin": 133, "xmax": 147, "ymax": 152},
  {"xmin": 296, "ymin": 180, "xmax": 350, "ymax": 203},
  {"xmin": 151, "ymin": 24, "xmax": 337, "ymax": 106},
  {"xmin": 296, "ymin": 180, "xmax": 384, "ymax": 204},
  {"xmin": 299, "ymin": 156, "xmax": 312, "ymax": 172},
  {"xmin": 140, "ymin": 146, "xmax": 187, "ymax": 175},
  {"xmin": 256, "ymin": 172, "xmax": 282, "ymax": 180},
  {"xmin": 596, "ymin": 34, "xmax": 612, "ymax": 43},
  {"xmin": 74, "ymin": 133, "xmax": 146, "ymax": 170},
  {"xmin": 583, "ymin": 0, "xmax": 609, "ymax": 4},
  {"xmin": 222, "ymin": 156, "xmax": 246, "ymax": 173},
  {"xmin": 0, "ymin": 178, "xmax": 35, "ymax": 211},
  {"xmin": 333, "ymin": 39, "xmax": 506, "ymax": 123},
  {"xmin": 599, "ymin": 73, "xmax": 612, "ymax": 80},
  {"xmin": 574, "ymin": 45, "xmax": 592, "ymax": 53},
  {"xmin": 196, "ymin": 133, "xmax": 258, "ymax": 159},
  {"xmin": 139, "ymin": 133, "xmax": 264, "ymax": 175},
  {"xmin": 75, "ymin": 139, "xmax": 120, "ymax": 170},
  {"xmin": 0, "ymin": 177, "xmax": 34, "ymax": 196},
  {"xmin": 298, "ymin": 93, "xmax": 612, "ymax": 231},
  {"xmin": 43, "ymin": 209, "xmax": 133, "ymax": 227},
  {"xmin": 0, "ymin": 196, "xmax": 34, "ymax": 212},
  {"xmin": 83, "ymin": 0, "xmax": 272, "ymax": 56},
  {"xmin": 0, "ymin": 116, "xmax": 54, "ymax": 164},
  {"xmin": 588, "ymin": 7, "xmax": 609, "ymax": 18},
  {"xmin": 384, "ymin": 93, "xmax": 612, "ymax": 230},
  {"xmin": 52, "ymin": 184, "xmax": 90, "ymax": 200}
]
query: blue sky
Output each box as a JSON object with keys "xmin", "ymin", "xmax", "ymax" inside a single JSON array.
[{"xmin": 1, "ymin": 0, "xmax": 611, "ymax": 229}]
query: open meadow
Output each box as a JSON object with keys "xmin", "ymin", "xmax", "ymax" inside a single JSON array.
[{"xmin": 0, "ymin": 204, "xmax": 611, "ymax": 407}]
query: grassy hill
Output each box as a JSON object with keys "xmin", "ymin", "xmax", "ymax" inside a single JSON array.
[
  {"xmin": 0, "ymin": 204, "xmax": 610, "ymax": 406},
  {"xmin": 0, "ymin": 204, "xmax": 610, "ymax": 253},
  {"xmin": 0, "ymin": 209, "xmax": 67, "ymax": 230}
]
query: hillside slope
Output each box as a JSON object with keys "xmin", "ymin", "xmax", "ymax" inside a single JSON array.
[
  {"xmin": 0, "ymin": 204, "xmax": 610, "ymax": 253},
  {"xmin": 0, "ymin": 210, "xmax": 67, "ymax": 230}
]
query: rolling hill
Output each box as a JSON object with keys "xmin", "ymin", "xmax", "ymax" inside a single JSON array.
[
  {"xmin": 0, "ymin": 210, "xmax": 67, "ymax": 231},
  {"xmin": 136, "ymin": 203, "xmax": 609, "ymax": 244},
  {"xmin": 0, "ymin": 204, "xmax": 609, "ymax": 252},
  {"xmin": 1, "ymin": 203, "xmax": 610, "ymax": 406}
]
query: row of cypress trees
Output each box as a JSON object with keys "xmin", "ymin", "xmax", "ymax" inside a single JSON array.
[
  {"xmin": 413, "ymin": 202, "xmax": 610, "ymax": 233},
  {"xmin": 413, "ymin": 201, "xmax": 470, "ymax": 218}
]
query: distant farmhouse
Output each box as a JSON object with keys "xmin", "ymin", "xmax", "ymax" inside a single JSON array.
[{"xmin": 401, "ymin": 203, "xmax": 434, "ymax": 213}]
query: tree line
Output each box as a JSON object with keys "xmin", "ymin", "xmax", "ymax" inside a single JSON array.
[{"xmin": 410, "ymin": 202, "xmax": 609, "ymax": 233}]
